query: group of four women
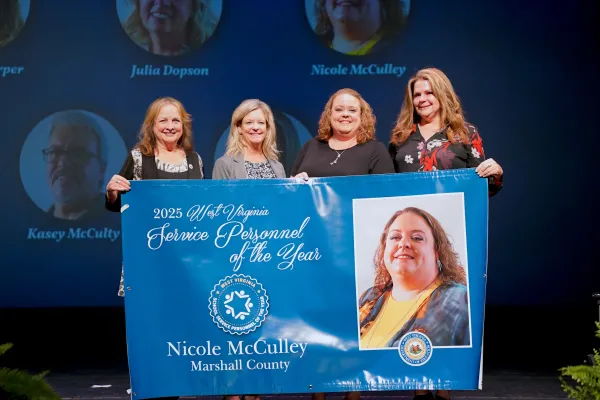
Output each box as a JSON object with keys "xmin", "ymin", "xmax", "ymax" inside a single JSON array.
[{"xmin": 105, "ymin": 67, "xmax": 504, "ymax": 400}]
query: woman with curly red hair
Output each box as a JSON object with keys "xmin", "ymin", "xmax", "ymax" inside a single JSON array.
[
  {"xmin": 291, "ymin": 88, "xmax": 394, "ymax": 400},
  {"xmin": 291, "ymin": 88, "xmax": 394, "ymax": 180}
]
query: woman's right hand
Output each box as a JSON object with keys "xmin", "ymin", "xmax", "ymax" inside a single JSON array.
[
  {"xmin": 292, "ymin": 172, "xmax": 309, "ymax": 180},
  {"xmin": 106, "ymin": 175, "xmax": 131, "ymax": 202}
]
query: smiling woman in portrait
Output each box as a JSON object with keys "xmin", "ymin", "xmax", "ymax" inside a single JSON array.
[
  {"xmin": 309, "ymin": 0, "xmax": 410, "ymax": 55},
  {"xmin": 358, "ymin": 207, "xmax": 470, "ymax": 349},
  {"xmin": 118, "ymin": 0, "xmax": 221, "ymax": 56}
]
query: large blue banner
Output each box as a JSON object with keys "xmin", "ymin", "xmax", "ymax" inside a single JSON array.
[{"xmin": 121, "ymin": 170, "xmax": 488, "ymax": 398}]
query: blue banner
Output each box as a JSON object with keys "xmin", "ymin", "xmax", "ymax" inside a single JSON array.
[{"xmin": 121, "ymin": 170, "xmax": 488, "ymax": 398}]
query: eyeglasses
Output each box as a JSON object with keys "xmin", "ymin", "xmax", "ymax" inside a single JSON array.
[{"xmin": 41, "ymin": 148, "xmax": 99, "ymax": 164}]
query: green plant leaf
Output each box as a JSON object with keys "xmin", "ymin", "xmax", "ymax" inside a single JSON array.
[
  {"xmin": 558, "ymin": 322, "xmax": 600, "ymax": 400},
  {"xmin": 0, "ymin": 343, "xmax": 13, "ymax": 358},
  {"xmin": 0, "ymin": 368, "xmax": 61, "ymax": 400}
]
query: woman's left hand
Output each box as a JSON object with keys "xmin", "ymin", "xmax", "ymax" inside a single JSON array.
[{"xmin": 476, "ymin": 158, "xmax": 503, "ymax": 178}]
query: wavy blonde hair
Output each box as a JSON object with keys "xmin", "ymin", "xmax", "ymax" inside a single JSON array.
[
  {"xmin": 390, "ymin": 68, "xmax": 470, "ymax": 145},
  {"xmin": 0, "ymin": 0, "xmax": 24, "ymax": 47},
  {"xmin": 137, "ymin": 97, "xmax": 194, "ymax": 156},
  {"xmin": 226, "ymin": 99, "xmax": 279, "ymax": 161},
  {"xmin": 317, "ymin": 88, "xmax": 376, "ymax": 144},
  {"xmin": 122, "ymin": 0, "xmax": 219, "ymax": 54},
  {"xmin": 359, "ymin": 207, "xmax": 467, "ymax": 332},
  {"xmin": 314, "ymin": 0, "xmax": 409, "ymax": 44}
]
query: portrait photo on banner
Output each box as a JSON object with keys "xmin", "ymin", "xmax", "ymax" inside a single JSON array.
[
  {"xmin": 353, "ymin": 192, "xmax": 472, "ymax": 350},
  {"xmin": 0, "ymin": 0, "xmax": 30, "ymax": 48},
  {"xmin": 19, "ymin": 110, "xmax": 127, "ymax": 221},
  {"xmin": 303, "ymin": 0, "xmax": 411, "ymax": 56},
  {"xmin": 115, "ymin": 0, "xmax": 223, "ymax": 57}
]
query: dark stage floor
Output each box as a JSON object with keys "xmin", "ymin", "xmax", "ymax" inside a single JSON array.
[
  {"xmin": 47, "ymin": 368, "xmax": 569, "ymax": 399},
  {"xmin": 2, "ymin": 304, "xmax": 596, "ymax": 400}
]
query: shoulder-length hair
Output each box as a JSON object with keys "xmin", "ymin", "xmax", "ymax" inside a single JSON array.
[
  {"xmin": 362, "ymin": 207, "xmax": 466, "ymax": 315},
  {"xmin": 317, "ymin": 88, "xmax": 376, "ymax": 144},
  {"xmin": 314, "ymin": 0, "xmax": 409, "ymax": 44},
  {"xmin": 225, "ymin": 99, "xmax": 279, "ymax": 161},
  {"xmin": 137, "ymin": 97, "xmax": 194, "ymax": 156},
  {"xmin": 0, "ymin": 0, "xmax": 24, "ymax": 47},
  {"xmin": 122, "ymin": 0, "xmax": 219, "ymax": 53},
  {"xmin": 390, "ymin": 68, "xmax": 470, "ymax": 146}
]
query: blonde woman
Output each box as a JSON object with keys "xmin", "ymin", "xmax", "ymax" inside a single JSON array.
[
  {"xmin": 120, "ymin": 0, "xmax": 220, "ymax": 56},
  {"xmin": 212, "ymin": 99, "xmax": 286, "ymax": 400},
  {"xmin": 212, "ymin": 99, "xmax": 285, "ymax": 180}
]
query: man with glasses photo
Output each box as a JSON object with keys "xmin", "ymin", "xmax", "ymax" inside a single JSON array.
[{"xmin": 42, "ymin": 110, "xmax": 108, "ymax": 221}]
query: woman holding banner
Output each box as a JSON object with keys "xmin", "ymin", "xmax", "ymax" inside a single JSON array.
[
  {"xmin": 291, "ymin": 88, "xmax": 394, "ymax": 180},
  {"xmin": 212, "ymin": 98, "xmax": 286, "ymax": 400},
  {"xmin": 291, "ymin": 88, "xmax": 394, "ymax": 400},
  {"xmin": 388, "ymin": 67, "xmax": 503, "ymax": 400},
  {"xmin": 105, "ymin": 96, "xmax": 204, "ymax": 400}
]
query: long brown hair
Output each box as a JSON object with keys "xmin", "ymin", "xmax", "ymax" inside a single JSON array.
[
  {"xmin": 137, "ymin": 97, "xmax": 194, "ymax": 156},
  {"xmin": 317, "ymin": 88, "xmax": 376, "ymax": 144},
  {"xmin": 359, "ymin": 207, "xmax": 467, "ymax": 329},
  {"xmin": 390, "ymin": 68, "xmax": 470, "ymax": 146}
]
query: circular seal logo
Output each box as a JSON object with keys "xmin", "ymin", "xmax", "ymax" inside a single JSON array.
[
  {"xmin": 208, "ymin": 274, "xmax": 269, "ymax": 335},
  {"xmin": 398, "ymin": 331, "xmax": 433, "ymax": 366}
]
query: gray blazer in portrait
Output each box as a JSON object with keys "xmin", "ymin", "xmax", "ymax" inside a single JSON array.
[{"xmin": 212, "ymin": 153, "xmax": 286, "ymax": 180}]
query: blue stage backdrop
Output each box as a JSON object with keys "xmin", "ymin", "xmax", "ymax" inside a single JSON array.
[
  {"xmin": 121, "ymin": 170, "xmax": 488, "ymax": 398},
  {"xmin": 1, "ymin": 0, "xmax": 598, "ymax": 308}
]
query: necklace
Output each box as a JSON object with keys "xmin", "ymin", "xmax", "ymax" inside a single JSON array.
[{"xmin": 330, "ymin": 149, "xmax": 347, "ymax": 165}]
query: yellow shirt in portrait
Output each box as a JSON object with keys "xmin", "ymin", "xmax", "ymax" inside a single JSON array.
[
  {"xmin": 360, "ymin": 280, "xmax": 441, "ymax": 349},
  {"xmin": 330, "ymin": 34, "xmax": 382, "ymax": 56}
]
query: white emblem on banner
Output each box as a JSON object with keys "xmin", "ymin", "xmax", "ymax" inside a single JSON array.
[{"xmin": 208, "ymin": 274, "xmax": 269, "ymax": 335}]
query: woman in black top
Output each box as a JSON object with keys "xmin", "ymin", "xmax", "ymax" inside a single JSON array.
[
  {"xmin": 389, "ymin": 68, "xmax": 503, "ymax": 400},
  {"xmin": 292, "ymin": 88, "xmax": 393, "ymax": 400},
  {"xmin": 105, "ymin": 96, "xmax": 204, "ymax": 400},
  {"xmin": 291, "ymin": 88, "xmax": 393, "ymax": 179}
]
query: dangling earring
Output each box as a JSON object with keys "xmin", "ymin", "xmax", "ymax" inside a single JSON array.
[{"xmin": 437, "ymin": 259, "xmax": 443, "ymax": 272}]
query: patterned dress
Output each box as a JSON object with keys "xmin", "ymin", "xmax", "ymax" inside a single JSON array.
[
  {"xmin": 244, "ymin": 159, "xmax": 276, "ymax": 179},
  {"xmin": 389, "ymin": 123, "xmax": 503, "ymax": 196}
]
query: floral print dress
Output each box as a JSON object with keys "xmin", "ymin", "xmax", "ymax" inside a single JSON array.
[{"xmin": 389, "ymin": 123, "xmax": 503, "ymax": 196}]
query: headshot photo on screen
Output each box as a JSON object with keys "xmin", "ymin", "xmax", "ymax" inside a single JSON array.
[
  {"xmin": 353, "ymin": 192, "xmax": 472, "ymax": 349},
  {"xmin": 116, "ymin": 0, "xmax": 223, "ymax": 57},
  {"xmin": 214, "ymin": 110, "xmax": 312, "ymax": 176},
  {"xmin": 0, "ymin": 0, "xmax": 30, "ymax": 48},
  {"xmin": 304, "ymin": 0, "xmax": 410, "ymax": 56},
  {"xmin": 19, "ymin": 110, "xmax": 127, "ymax": 222}
]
